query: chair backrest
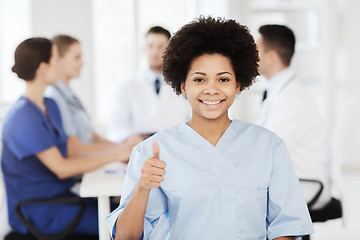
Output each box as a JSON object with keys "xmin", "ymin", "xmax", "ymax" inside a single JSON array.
[{"xmin": 0, "ymin": 102, "xmax": 12, "ymax": 239}]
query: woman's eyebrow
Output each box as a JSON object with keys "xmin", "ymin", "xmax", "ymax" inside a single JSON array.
[
  {"xmin": 217, "ymin": 71, "xmax": 232, "ymax": 76},
  {"xmin": 190, "ymin": 71, "xmax": 206, "ymax": 76},
  {"xmin": 190, "ymin": 71, "xmax": 233, "ymax": 76}
]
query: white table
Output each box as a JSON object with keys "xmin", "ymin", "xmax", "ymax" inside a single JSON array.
[{"xmin": 80, "ymin": 162, "xmax": 127, "ymax": 240}]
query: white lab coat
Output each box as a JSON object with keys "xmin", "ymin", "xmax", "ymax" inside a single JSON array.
[
  {"xmin": 257, "ymin": 68, "xmax": 331, "ymax": 209},
  {"xmin": 106, "ymin": 68, "xmax": 191, "ymax": 142}
]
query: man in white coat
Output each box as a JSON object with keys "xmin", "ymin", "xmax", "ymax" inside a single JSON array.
[
  {"xmin": 107, "ymin": 26, "xmax": 191, "ymax": 143},
  {"xmin": 256, "ymin": 24, "xmax": 332, "ymax": 210}
]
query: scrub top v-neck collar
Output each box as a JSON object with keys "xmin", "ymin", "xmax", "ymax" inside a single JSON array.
[
  {"xmin": 20, "ymin": 96, "xmax": 58, "ymax": 135},
  {"xmin": 21, "ymin": 96, "xmax": 47, "ymax": 116},
  {"xmin": 180, "ymin": 120, "xmax": 236, "ymax": 152}
]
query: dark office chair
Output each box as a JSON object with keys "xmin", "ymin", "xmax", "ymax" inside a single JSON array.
[
  {"xmin": 4, "ymin": 197, "xmax": 98, "ymax": 240},
  {"xmin": 299, "ymin": 179, "xmax": 342, "ymax": 240}
]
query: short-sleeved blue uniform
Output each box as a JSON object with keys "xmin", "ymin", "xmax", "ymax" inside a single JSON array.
[{"xmin": 1, "ymin": 97, "xmax": 98, "ymax": 235}]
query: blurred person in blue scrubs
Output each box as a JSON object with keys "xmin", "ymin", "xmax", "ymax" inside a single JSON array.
[
  {"xmin": 106, "ymin": 26, "xmax": 191, "ymax": 143},
  {"xmin": 256, "ymin": 24, "xmax": 332, "ymax": 209},
  {"xmin": 1, "ymin": 38, "xmax": 141, "ymax": 236},
  {"xmin": 106, "ymin": 17, "xmax": 314, "ymax": 240}
]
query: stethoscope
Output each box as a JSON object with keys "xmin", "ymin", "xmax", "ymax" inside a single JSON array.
[
  {"xmin": 54, "ymin": 85, "xmax": 87, "ymax": 113},
  {"xmin": 54, "ymin": 85, "xmax": 93, "ymax": 132}
]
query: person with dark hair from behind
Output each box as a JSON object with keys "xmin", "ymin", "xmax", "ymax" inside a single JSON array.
[
  {"xmin": 106, "ymin": 26, "xmax": 191, "ymax": 143},
  {"xmin": 1, "ymin": 38, "xmax": 140, "ymax": 236},
  {"xmin": 106, "ymin": 17, "xmax": 314, "ymax": 239},
  {"xmin": 256, "ymin": 24, "xmax": 332, "ymax": 209}
]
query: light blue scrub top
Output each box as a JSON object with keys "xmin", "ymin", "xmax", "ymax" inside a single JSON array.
[
  {"xmin": 106, "ymin": 120, "xmax": 314, "ymax": 240},
  {"xmin": 45, "ymin": 80, "xmax": 93, "ymax": 143}
]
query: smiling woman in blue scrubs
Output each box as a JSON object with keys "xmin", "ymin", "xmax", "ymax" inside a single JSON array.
[
  {"xmin": 1, "ymin": 38, "xmax": 140, "ymax": 236},
  {"xmin": 106, "ymin": 17, "xmax": 314, "ymax": 240}
]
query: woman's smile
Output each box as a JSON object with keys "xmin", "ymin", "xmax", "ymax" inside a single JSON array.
[{"xmin": 181, "ymin": 53, "xmax": 239, "ymax": 122}]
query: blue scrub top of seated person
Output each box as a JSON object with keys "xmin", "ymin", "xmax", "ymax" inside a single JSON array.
[{"xmin": 1, "ymin": 97, "xmax": 76, "ymax": 234}]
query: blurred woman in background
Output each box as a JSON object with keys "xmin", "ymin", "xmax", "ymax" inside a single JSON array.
[
  {"xmin": 1, "ymin": 37, "xmax": 140, "ymax": 236},
  {"xmin": 45, "ymin": 34, "xmax": 112, "ymax": 144}
]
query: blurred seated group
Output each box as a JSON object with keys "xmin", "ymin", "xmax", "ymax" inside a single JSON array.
[
  {"xmin": 0, "ymin": 24, "xmax": 342, "ymax": 239},
  {"xmin": 0, "ymin": 26, "xmax": 190, "ymax": 238},
  {"xmin": 0, "ymin": 37, "xmax": 143, "ymax": 239}
]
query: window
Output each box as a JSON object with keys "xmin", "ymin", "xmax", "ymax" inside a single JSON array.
[
  {"xmin": 92, "ymin": 0, "xmax": 194, "ymax": 126},
  {"xmin": 0, "ymin": 0, "xmax": 31, "ymax": 103}
]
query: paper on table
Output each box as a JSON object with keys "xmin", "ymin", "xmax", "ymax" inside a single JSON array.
[
  {"xmin": 80, "ymin": 162, "xmax": 127, "ymax": 198},
  {"xmin": 102, "ymin": 162, "xmax": 128, "ymax": 174}
]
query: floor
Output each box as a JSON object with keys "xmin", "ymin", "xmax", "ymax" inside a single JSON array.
[{"xmin": 309, "ymin": 173, "xmax": 360, "ymax": 240}]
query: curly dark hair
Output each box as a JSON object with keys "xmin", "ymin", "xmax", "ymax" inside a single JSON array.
[{"xmin": 162, "ymin": 16, "xmax": 259, "ymax": 95}]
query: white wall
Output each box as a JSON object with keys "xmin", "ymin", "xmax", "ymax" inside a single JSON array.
[
  {"xmin": 333, "ymin": 0, "xmax": 360, "ymax": 172},
  {"xmin": 31, "ymin": 0, "xmax": 95, "ymax": 119},
  {"xmin": 0, "ymin": 0, "xmax": 31, "ymax": 103}
]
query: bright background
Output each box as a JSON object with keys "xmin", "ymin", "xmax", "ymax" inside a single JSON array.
[{"xmin": 0, "ymin": 1, "xmax": 359, "ymax": 238}]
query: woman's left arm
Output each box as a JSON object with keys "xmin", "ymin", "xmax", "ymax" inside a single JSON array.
[
  {"xmin": 92, "ymin": 133, "xmax": 114, "ymax": 144},
  {"xmin": 274, "ymin": 237, "xmax": 295, "ymax": 240},
  {"xmin": 67, "ymin": 135, "xmax": 143, "ymax": 162}
]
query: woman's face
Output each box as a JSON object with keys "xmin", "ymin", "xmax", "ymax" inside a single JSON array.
[
  {"xmin": 181, "ymin": 53, "xmax": 240, "ymax": 122},
  {"xmin": 43, "ymin": 45, "xmax": 60, "ymax": 85},
  {"xmin": 59, "ymin": 42, "xmax": 83, "ymax": 79}
]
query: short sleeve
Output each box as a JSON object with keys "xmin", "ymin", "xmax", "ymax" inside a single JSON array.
[
  {"xmin": 4, "ymin": 105, "xmax": 56, "ymax": 160},
  {"xmin": 106, "ymin": 145, "xmax": 168, "ymax": 239},
  {"xmin": 267, "ymin": 141, "xmax": 314, "ymax": 240}
]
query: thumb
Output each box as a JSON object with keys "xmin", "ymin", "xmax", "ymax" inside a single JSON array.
[{"xmin": 152, "ymin": 141, "xmax": 160, "ymax": 159}]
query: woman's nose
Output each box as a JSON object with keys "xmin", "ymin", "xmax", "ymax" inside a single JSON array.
[{"xmin": 203, "ymin": 80, "xmax": 218, "ymax": 95}]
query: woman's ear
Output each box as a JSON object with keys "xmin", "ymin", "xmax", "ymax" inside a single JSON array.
[
  {"xmin": 236, "ymin": 83, "xmax": 241, "ymax": 95},
  {"xmin": 180, "ymin": 82, "xmax": 186, "ymax": 97},
  {"xmin": 36, "ymin": 62, "xmax": 48, "ymax": 78}
]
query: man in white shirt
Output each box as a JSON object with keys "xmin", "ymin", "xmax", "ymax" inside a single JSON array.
[
  {"xmin": 107, "ymin": 26, "xmax": 191, "ymax": 143},
  {"xmin": 256, "ymin": 24, "xmax": 331, "ymax": 209}
]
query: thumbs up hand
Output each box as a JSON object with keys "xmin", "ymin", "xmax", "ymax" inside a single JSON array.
[{"xmin": 140, "ymin": 141, "xmax": 166, "ymax": 190}]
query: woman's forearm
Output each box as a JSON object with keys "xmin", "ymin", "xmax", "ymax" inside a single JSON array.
[
  {"xmin": 92, "ymin": 133, "xmax": 114, "ymax": 144},
  {"xmin": 115, "ymin": 184, "xmax": 151, "ymax": 240},
  {"xmin": 56, "ymin": 154, "xmax": 117, "ymax": 179},
  {"xmin": 115, "ymin": 141, "xmax": 165, "ymax": 239},
  {"xmin": 67, "ymin": 135, "xmax": 132, "ymax": 162},
  {"xmin": 37, "ymin": 146, "xmax": 119, "ymax": 179}
]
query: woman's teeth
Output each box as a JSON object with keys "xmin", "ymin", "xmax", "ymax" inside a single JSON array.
[{"xmin": 202, "ymin": 100, "xmax": 221, "ymax": 105}]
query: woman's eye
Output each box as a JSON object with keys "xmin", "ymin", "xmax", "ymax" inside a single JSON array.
[
  {"xmin": 219, "ymin": 78, "xmax": 229, "ymax": 82},
  {"xmin": 193, "ymin": 78, "xmax": 204, "ymax": 82}
]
